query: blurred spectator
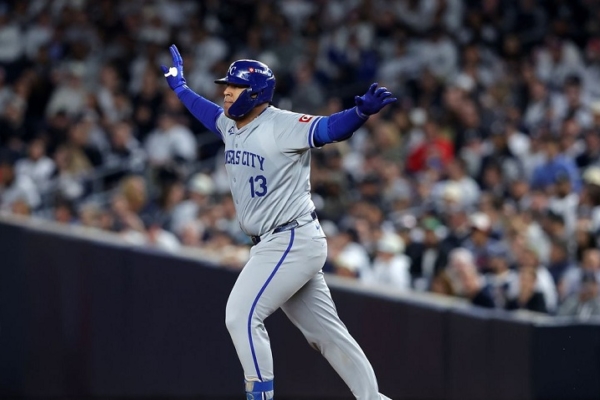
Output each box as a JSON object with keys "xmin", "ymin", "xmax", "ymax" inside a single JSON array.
[
  {"xmin": 45, "ymin": 64, "xmax": 89, "ymax": 118},
  {"xmin": 445, "ymin": 247, "xmax": 496, "ymax": 309},
  {"xmin": 510, "ymin": 246, "xmax": 558, "ymax": 313},
  {"xmin": 485, "ymin": 246, "xmax": 518, "ymax": 309},
  {"xmin": 103, "ymin": 120, "xmax": 147, "ymax": 186},
  {"xmin": 559, "ymin": 248, "xmax": 600, "ymax": 302},
  {"xmin": 575, "ymin": 128, "xmax": 600, "ymax": 169},
  {"xmin": 406, "ymin": 120, "xmax": 454, "ymax": 174},
  {"xmin": 547, "ymin": 239, "xmax": 575, "ymax": 286},
  {"xmin": 290, "ymin": 60, "xmax": 326, "ymax": 115},
  {"xmin": 0, "ymin": 6, "xmax": 24, "ymax": 74},
  {"xmin": 14, "ymin": 138, "xmax": 55, "ymax": 193},
  {"xmin": 407, "ymin": 216, "xmax": 445, "ymax": 291},
  {"xmin": 535, "ymin": 35, "xmax": 584, "ymax": 89},
  {"xmin": 503, "ymin": 0, "xmax": 548, "ymax": 51},
  {"xmin": 170, "ymin": 172, "xmax": 215, "ymax": 235},
  {"xmin": 462, "ymin": 212, "xmax": 506, "ymax": 273},
  {"xmin": 361, "ymin": 232, "xmax": 411, "ymax": 290},
  {"xmin": 0, "ymin": 152, "xmax": 40, "ymax": 212},
  {"xmin": 144, "ymin": 110, "xmax": 197, "ymax": 166},
  {"xmin": 505, "ymin": 267, "xmax": 548, "ymax": 313},
  {"xmin": 530, "ymin": 135, "xmax": 581, "ymax": 193},
  {"xmin": 326, "ymin": 226, "xmax": 370, "ymax": 279},
  {"xmin": 431, "ymin": 158, "xmax": 480, "ymax": 210},
  {"xmin": 557, "ymin": 271, "xmax": 600, "ymax": 318}
]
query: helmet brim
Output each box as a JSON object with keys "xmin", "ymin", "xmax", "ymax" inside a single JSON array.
[{"xmin": 214, "ymin": 77, "xmax": 249, "ymax": 87}]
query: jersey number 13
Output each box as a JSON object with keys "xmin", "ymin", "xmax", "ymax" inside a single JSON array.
[{"xmin": 249, "ymin": 175, "xmax": 267, "ymax": 197}]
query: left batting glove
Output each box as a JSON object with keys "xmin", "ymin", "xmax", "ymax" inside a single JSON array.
[
  {"xmin": 355, "ymin": 83, "xmax": 397, "ymax": 118},
  {"xmin": 161, "ymin": 44, "xmax": 187, "ymax": 95}
]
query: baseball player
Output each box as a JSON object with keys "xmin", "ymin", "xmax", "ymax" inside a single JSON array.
[{"xmin": 162, "ymin": 44, "xmax": 396, "ymax": 400}]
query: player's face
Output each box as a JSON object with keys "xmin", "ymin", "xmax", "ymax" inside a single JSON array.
[{"xmin": 223, "ymin": 84, "xmax": 247, "ymax": 117}]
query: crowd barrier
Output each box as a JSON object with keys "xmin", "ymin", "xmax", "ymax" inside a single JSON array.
[{"xmin": 1, "ymin": 217, "xmax": 599, "ymax": 400}]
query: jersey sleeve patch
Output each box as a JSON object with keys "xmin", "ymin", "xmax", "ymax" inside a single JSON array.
[{"xmin": 298, "ymin": 115, "xmax": 313, "ymax": 123}]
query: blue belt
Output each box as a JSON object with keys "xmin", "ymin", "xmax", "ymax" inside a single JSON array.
[{"xmin": 251, "ymin": 211, "xmax": 317, "ymax": 245}]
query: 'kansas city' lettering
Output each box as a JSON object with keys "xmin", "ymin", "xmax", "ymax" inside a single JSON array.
[{"xmin": 225, "ymin": 150, "xmax": 265, "ymax": 171}]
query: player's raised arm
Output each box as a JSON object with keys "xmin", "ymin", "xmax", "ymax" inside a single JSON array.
[
  {"xmin": 161, "ymin": 44, "xmax": 223, "ymax": 137},
  {"xmin": 312, "ymin": 83, "xmax": 397, "ymax": 147}
]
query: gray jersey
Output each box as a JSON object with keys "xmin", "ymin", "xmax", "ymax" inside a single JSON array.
[{"xmin": 215, "ymin": 107, "xmax": 323, "ymax": 236}]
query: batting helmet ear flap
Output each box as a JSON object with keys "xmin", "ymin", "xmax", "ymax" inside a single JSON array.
[{"xmin": 215, "ymin": 59, "xmax": 276, "ymax": 118}]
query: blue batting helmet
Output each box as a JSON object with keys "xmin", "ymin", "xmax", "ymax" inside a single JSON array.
[{"xmin": 215, "ymin": 59, "xmax": 276, "ymax": 119}]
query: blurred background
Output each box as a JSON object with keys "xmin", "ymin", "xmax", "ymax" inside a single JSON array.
[{"xmin": 1, "ymin": 0, "xmax": 600, "ymax": 399}]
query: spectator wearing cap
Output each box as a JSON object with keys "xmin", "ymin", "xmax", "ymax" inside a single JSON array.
[
  {"xmin": 45, "ymin": 63, "xmax": 89, "ymax": 118},
  {"xmin": 557, "ymin": 271, "xmax": 600, "ymax": 318},
  {"xmin": 326, "ymin": 227, "xmax": 370, "ymax": 279},
  {"xmin": 530, "ymin": 135, "xmax": 581, "ymax": 193},
  {"xmin": 406, "ymin": 120, "xmax": 454, "ymax": 174},
  {"xmin": 434, "ymin": 208, "xmax": 470, "ymax": 266},
  {"xmin": 14, "ymin": 137, "xmax": 55, "ymax": 194},
  {"xmin": 431, "ymin": 158, "xmax": 481, "ymax": 211},
  {"xmin": 0, "ymin": 152, "xmax": 40, "ymax": 212},
  {"xmin": 445, "ymin": 247, "xmax": 496, "ymax": 309},
  {"xmin": 361, "ymin": 232, "xmax": 411, "ymax": 291},
  {"xmin": 170, "ymin": 172, "xmax": 215, "ymax": 235},
  {"xmin": 559, "ymin": 248, "xmax": 600, "ymax": 302},
  {"xmin": 485, "ymin": 245, "xmax": 518, "ymax": 309},
  {"xmin": 505, "ymin": 267, "xmax": 548, "ymax": 313},
  {"xmin": 462, "ymin": 212, "xmax": 506, "ymax": 273},
  {"xmin": 144, "ymin": 214, "xmax": 181, "ymax": 253},
  {"xmin": 407, "ymin": 217, "xmax": 446, "ymax": 291},
  {"xmin": 479, "ymin": 122, "xmax": 523, "ymax": 186}
]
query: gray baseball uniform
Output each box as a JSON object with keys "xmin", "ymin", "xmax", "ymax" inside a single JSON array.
[{"xmin": 215, "ymin": 106, "xmax": 390, "ymax": 399}]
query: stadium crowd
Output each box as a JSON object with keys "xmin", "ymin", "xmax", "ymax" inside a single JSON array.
[{"xmin": 2, "ymin": 0, "xmax": 600, "ymax": 318}]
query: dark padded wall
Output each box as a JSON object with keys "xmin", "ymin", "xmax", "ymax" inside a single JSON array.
[{"xmin": 1, "ymin": 220, "xmax": 599, "ymax": 400}]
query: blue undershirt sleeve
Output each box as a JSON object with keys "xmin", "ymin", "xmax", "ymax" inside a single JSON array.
[
  {"xmin": 175, "ymin": 85, "xmax": 223, "ymax": 138},
  {"xmin": 313, "ymin": 106, "xmax": 368, "ymax": 147}
]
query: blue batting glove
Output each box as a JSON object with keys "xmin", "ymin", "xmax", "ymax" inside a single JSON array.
[
  {"xmin": 354, "ymin": 83, "xmax": 397, "ymax": 118},
  {"xmin": 161, "ymin": 44, "xmax": 187, "ymax": 95}
]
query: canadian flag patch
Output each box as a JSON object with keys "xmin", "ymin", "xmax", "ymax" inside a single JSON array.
[{"xmin": 298, "ymin": 115, "xmax": 313, "ymax": 123}]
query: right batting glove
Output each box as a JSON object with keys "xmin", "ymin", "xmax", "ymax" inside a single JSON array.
[
  {"xmin": 161, "ymin": 44, "xmax": 187, "ymax": 95},
  {"xmin": 355, "ymin": 83, "xmax": 397, "ymax": 118}
]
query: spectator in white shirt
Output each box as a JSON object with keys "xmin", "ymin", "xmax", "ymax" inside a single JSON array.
[
  {"xmin": 535, "ymin": 35, "xmax": 585, "ymax": 90},
  {"xmin": 0, "ymin": 9, "xmax": 24, "ymax": 66},
  {"xmin": 144, "ymin": 110, "xmax": 197, "ymax": 166},
  {"xmin": 14, "ymin": 138, "xmax": 55, "ymax": 193},
  {"xmin": 362, "ymin": 232, "xmax": 411, "ymax": 291},
  {"xmin": 170, "ymin": 172, "xmax": 215, "ymax": 235},
  {"xmin": 45, "ymin": 63, "xmax": 89, "ymax": 118},
  {"xmin": 0, "ymin": 153, "xmax": 40, "ymax": 212}
]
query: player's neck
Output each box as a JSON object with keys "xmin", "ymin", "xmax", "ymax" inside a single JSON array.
[{"xmin": 235, "ymin": 104, "xmax": 269, "ymax": 129}]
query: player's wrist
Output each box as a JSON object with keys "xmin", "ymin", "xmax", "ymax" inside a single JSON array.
[
  {"xmin": 355, "ymin": 106, "xmax": 369, "ymax": 119},
  {"xmin": 174, "ymin": 84, "xmax": 189, "ymax": 96}
]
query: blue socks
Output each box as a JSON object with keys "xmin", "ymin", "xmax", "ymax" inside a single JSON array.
[{"xmin": 245, "ymin": 380, "xmax": 274, "ymax": 400}]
